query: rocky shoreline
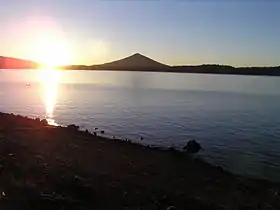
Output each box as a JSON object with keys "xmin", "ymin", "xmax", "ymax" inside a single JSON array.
[{"xmin": 0, "ymin": 112, "xmax": 279, "ymax": 209}]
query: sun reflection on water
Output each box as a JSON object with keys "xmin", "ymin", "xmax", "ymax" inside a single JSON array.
[{"xmin": 37, "ymin": 68, "xmax": 60, "ymax": 126}]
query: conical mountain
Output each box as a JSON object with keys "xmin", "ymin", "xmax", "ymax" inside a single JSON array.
[{"xmin": 94, "ymin": 53, "xmax": 170, "ymax": 70}]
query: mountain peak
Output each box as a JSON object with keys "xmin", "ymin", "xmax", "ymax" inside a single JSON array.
[
  {"xmin": 129, "ymin": 53, "xmax": 151, "ymax": 60},
  {"xmin": 96, "ymin": 53, "xmax": 170, "ymax": 70},
  {"xmin": 131, "ymin": 53, "xmax": 144, "ymax": 57}
]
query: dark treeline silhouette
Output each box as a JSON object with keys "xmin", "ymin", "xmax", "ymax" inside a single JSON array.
[
  {"xmin": 63, "ymin": 54, "xmax": 280, "ymax": 76},
  {"xmin": 1, "ymin": 54, "xmax": 280, "ymax": 76},
  {"xmin": 172, "ymin": 65, "xmax": 280, "ymax": 76}
]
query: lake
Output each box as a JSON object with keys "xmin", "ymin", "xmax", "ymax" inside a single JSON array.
[{"xmin": 1, "ymin": 69, "xmax": 280, "ymax": 181}]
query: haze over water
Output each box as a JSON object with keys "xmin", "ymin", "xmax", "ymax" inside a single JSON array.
[{"xmin": 1, "ymin": 69, "xmax": 280, "ymax": 181}]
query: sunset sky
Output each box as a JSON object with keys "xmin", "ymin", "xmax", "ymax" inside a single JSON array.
[{"xmin": 0, "ymin": 0, "xmax": 280, "ymax": 66}]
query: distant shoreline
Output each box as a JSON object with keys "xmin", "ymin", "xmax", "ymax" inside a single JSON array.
[
  {"xmin": 2, "ymin": 67, "xmax": 280, "ymax": 77},
  {"xmin": 64, "ymin": 67, "xmax": 280, "ymax": 77},
  {"xmin": 1, "ymin": 54, "xmax": 280, "ymax": 76}
]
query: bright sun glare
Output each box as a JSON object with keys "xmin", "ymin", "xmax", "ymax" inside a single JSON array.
[
  {"xmin": 34, "ymin": 36, "xmax": 70, "ymax": 69},
  {"xmin": 32, "ymin": 33, "xmax": 68, "ymax": 125},
  {"xmin": 37, "ymin": 68, "xmax": 60, "ymax": 126}
]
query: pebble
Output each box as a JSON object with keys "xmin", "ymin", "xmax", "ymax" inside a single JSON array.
[
  {"xmin": 0, "ymin": 191, "xmax": 6, "ymax": 201},
  {"xmin": 74, "ymin": 175, "xmax": 83, "ymax": 182}
]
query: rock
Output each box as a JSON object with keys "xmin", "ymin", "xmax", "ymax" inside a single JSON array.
[
  {"xmin": 123, "ymin": 191, "xmax": 128, "ymax": 197},
  {"xmin": 41, "ymin": 119, "xmax": 48, "ymax": 125},
  {"xmin": 266, "ymin": 205, "xmax": 273, "ymax": 210},
  {"xmin": 74, "ymin": 175, "xmax": 83, "ymax": 183},
  {"xmin": 217, "ymin": 166, "xmax": 224, "ymax": 172},
  {"xmin": 238, "ymin": 204, "xmax": 255, "ymax": 210},
  {"xmin": 183, "ymin": 140, "xmax": 201, "ymax": 154},
  {"xmin": 85, "ymin": 129, "xmax": 91, "ymax": 135},
  {"xmin": 0, "ymin": 191, "xmax": 6, "ymax": 201},
  {"xmin": 67, "ymin": 124, "xmax": 79, "ymax": 131},
  {"xmin": 168, "ymin": 146, "xmax": 177, "ymax": 152},
  {"xmin": 100, "ymin": 130, "xmax": 105, "ymax": 134},
  {"xmin": 167, "ymin": 206, "xmax": 176, "ymax": 210}
]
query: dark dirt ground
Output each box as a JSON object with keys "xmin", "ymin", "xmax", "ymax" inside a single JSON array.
[{"xmin": 0, "ymin": 112, "xmax": 279, "ymax": 210}]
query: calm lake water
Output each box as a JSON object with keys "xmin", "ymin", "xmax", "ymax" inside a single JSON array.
[{"xmin": 1, "ymin": 69, "xmax": 280, "ymax": 181}]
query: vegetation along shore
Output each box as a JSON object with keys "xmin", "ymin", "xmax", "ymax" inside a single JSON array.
[{"xmin": 1, "ymin": 54, "xmax": 280, "ymax": 76}]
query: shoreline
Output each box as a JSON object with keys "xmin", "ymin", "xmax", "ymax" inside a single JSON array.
[
  {"xmin": 1, "ymin": 53, "xmax": 280, "ymax": 77},
  {"xmin": 2, "ymin": 68, "xmax": 280, "ymax": 77},
  {"xmin": 0, "ymin": 112, "xmax": 280, "ymax": 209}
]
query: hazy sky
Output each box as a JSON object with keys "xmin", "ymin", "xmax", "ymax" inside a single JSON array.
[{"xmin": 1, "ymin": 0, "xmax": 280, "ymax": 66}]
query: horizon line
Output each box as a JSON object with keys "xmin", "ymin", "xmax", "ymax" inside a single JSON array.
[{"xmin": 1, "ymin": 54, "xmax": 279, "ymax": 68}]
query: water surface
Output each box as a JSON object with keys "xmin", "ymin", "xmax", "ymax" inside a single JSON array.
[{"xmin": 1, "ymin": 69, "xmax": 280, "ymax": 181}]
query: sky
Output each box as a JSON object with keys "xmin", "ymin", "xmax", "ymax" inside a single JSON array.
[{"xmin": 0, "ymin": 0, "xmax": 280, "ymax": 67}]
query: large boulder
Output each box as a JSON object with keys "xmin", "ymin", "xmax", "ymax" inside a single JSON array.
[
  {"xmin": 67, "ymin": 124, "xmax": 80, "ymax": 131},
  {"xmin": 183, "ymin": 140, "xmax": 201, "ymax": 154},
  {"xmin": 40, "ymin": 119, "xmax": 48, "ymax": 125}
]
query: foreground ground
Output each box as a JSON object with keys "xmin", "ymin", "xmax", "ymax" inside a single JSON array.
[{"xmin": 0, "ymin": 112, "xmax": 279, "ymax": 209}]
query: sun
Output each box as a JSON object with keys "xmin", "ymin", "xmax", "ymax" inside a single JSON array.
[
  {"xmin": 33, "ymin": 35, "xmax": 70, "ymax": 69},
  {"xmin": 33, "ymin": 35, "xmax": 64, "ymax": 125}
]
